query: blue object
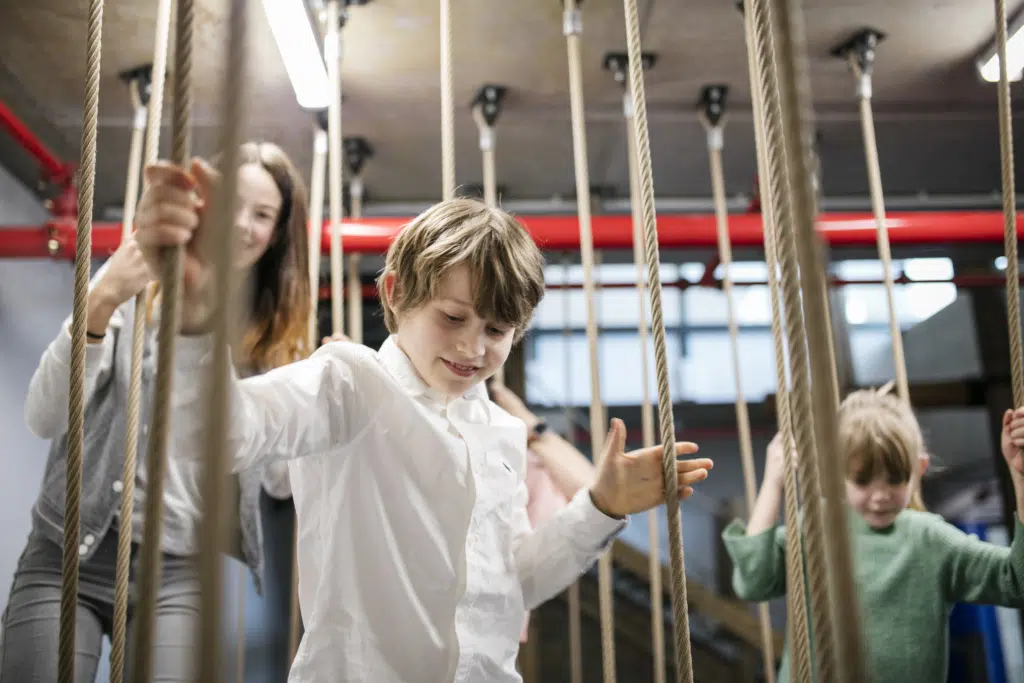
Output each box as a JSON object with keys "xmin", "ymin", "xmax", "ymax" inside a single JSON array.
[{"xmin": 948, "ymin": 522, "xmax": 1006, "ymax": 683}]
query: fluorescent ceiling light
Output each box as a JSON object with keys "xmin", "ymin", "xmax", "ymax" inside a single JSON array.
[
  {"xmin": 261, "ymin": 0, "xmax": 331, "ymax": 109},
  {"xmin": 977, "ymin": 15, "xmax": 1024, "ymax": 83}
]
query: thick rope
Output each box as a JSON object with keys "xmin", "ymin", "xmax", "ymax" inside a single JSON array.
[
  {"xmin": 440, "ymin": 0, "xmax": 455, "ymax": 200},
  {"xmin": 326, "ymin": 0, "xmax": 345, "ymax": 336},
  {"xmin": 291, "ymin": 124, "xmax": 328, "ymax": 666},
  {"xmin": 995, "ymin": 0, "xmax": 1024, "ymax": 411},
  {"xmin": 746, "ymin": 0, "xmax": 840, "ymax": 679},
  {"xmin": 620, "ymin": 1, "xmax": 694, "ymax": 680},
  {"xmin": 236, "ymin": 565, "xmax": 247, "ymax": 683},
  {"xmin": 130, "ymin": 0, "xmax": 194, "ymax": 678},
  {"xmin": 307, "ymin": 128, "xmax": 328, "ymax": 348},
  {"xmin": 623, "ymin": 90, "xmax": 665, "ymax": 683},
  {"xmin": 561, "ymin": 2, "xmax": 617, "ymax": 680},
  {"xmin": 347, "ymin": 177, "xmax": 363, "ymax": 343},
  {"xmin": 774, "ymin": 3, "xmax": 867, "ymax": 680},
  {"xmin": 60, "ymin": 1, "xmax": 104, "ymax": 681},
  {"xmin": 473, "ymin": 104, "xmax": 502, "ymax": 385},
  {"xmin": 193, "ymin": 0, "xmax": 247, "ymax": 678},
  {"xmin": 109, "ymin": 78, "xmax": 147, "ymax": 683},
  {"xmin": 700, "ymin": 113, "xmax": 776, "ymax": 683},
  {"xmin": 562, "ymin": 253, "xmax": 584, "ymax": 683},
  {"xmin": 111, "ymin": 6, "xmax": 173, "ymax": 681},
  {"xmin": 849, "ymin": 58, "xmax": 908, "ymax": 402},
  {"xmin": 743, "ymin": 7, "xmax": 812, "ymax": 677}
]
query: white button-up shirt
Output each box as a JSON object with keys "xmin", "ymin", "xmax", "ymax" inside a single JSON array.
[{"xmin": 173, "ymin": 335, "xmax": 625, "ymax": 683}]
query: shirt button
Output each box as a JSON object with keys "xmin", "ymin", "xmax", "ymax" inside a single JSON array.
[
  {"xmin": 112, "ymin": 480, "xmax": 124, "ymax": 493},
  {"xmin": 141, "ymin": 424, "xmax": 149, "ymax": 436},
  {"xmin": 78, "ymin": 544, "xmax": 88, "ymax": 556},
  {"xmin": 83, "ymin": 534, "xmax": 95, "ymax": 546}
]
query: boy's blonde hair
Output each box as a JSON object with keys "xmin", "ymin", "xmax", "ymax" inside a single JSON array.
[
  {"xmin": 377, "ymin": 199, "xmax": 545, "ymax": 340},
  {"xmin": 837, "ymin": 388, "xmax": 927, "ymax": 511}
]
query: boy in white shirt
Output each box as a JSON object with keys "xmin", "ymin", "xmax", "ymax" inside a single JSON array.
[{"xmin": 134, "ymin": 159, "xmax": 715, "ymax": 683}]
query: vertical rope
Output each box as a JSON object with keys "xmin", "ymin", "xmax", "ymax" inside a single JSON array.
[
  {"xmin": 440, "ymin": 0, "xmax": 455, "ymax": 200},
  {"xmin": 290, "ymin": 123, "xmax": 328, "ymax": 666},
  {"xmin": 623, "ymin": 89, "xmax": 665, "ymax": 683},
  {"xmin": 746, "ymin": 0, "xmax": 841, "ymax": 680},
  {"xmin": 700, "ymin": 112, "xmax": 776, "ymax": 683},
  {"xmin": 995, "ymin": 0, "xmax": 1024, "ymax": 410},
  {"xmin": 742, "ymin": 7, "xmax": 812, "ymax": 679},
  {"xmin": 561, "ymin": 2, "xmax": 617, "ymax": 680},
  {"xmin": 193, "ymin": 0, "xmax": 247, "ymax": 679},
  {"xmin": 619, "ymin": 1, "xmax": 694, "ymax": 680},
  {"xmin": 60, "ymin": 1, "xmax": 105, "ymax": 681},
  {"xmin": 347, "ymin": 177, "xmax": 364, "ymax": 343},
  {"xmin": 473, "ymin": 105, "xmax": 502, "ymax": 384},
  {"xmin": 775, "ymin": 2, "xmax": 867, "ymax": 680},
  {"xmin": 307, "ymin": 127, "xmax": 327, "ymax": 348},
  {"xmin": 111, "ymin": 7, "xmax": 173, "ymax": 681},
  {"xmin": 346, "ymin": 166, "xmax": 364, "ymax": 343},
  {"xmin": 236, "ymin": 565, "xmax": 247, "ymax": 683},
  {"xmin": 130, "ymin": 0, "xmax": 194, "ymax": 677},
  {"xmin": 563, "ymin": 253, "xmax": 584, "ymax": 683},
  {"xmin": 325, "ymin": 0, "xmax": 345, "ymax": 336},
  {"xmin": 109, "ymin": 77, "xmax": 146, "ymax": 683},
  {"xmin": 848, "ymin": 59, "xmax": 908, "ymax": 402}
]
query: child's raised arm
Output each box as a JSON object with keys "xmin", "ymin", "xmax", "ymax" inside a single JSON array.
[{"xmin": 720, "ymin": 433, "xmax": 790, "ymax": 601}]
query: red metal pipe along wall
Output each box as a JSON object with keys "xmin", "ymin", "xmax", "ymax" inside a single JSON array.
[{"xmin": 2, "ymin": 210, "xmax": 1024, "ymax": 259}]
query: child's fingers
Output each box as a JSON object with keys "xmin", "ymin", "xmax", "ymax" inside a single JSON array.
[
  {"xmin": 143, "ymin": 161, "xmax": 196, "ymax": 189},
  {"xmin": 677, "ymin": 486, "xmax": 695, "ymax": 500},
  {"xmin": 676, "ymin": 457, "xmax": 714, "ymax": 472},
  {"xmin": 675, "ymin": 465, "xmax": 709, "ymax": 487},
  {"xmin": 630, "ymin": 441, "xmax": 700, "ymax": 461}
]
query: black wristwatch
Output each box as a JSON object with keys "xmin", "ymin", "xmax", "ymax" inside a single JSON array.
[{"xmin": 527, "ymin": 419, "xmax": 549, "ymax": 444}]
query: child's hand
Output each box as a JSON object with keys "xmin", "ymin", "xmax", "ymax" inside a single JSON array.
[
  {"xmin": 763, "ymin": 432, "xmax": 788, "ymax": 491},
  {"xmin": 1000, "ymin": 408, "xmax": 1024, "ymax": 477},
  {"xmin": 588, "ymin": 418, "xmax": 713, "ymax": 519},
  {"xmin": 92, "ymin": 237, "xmax": 154, "ymax": 308},
  {"xmin": 321, "ymin": 332, "xmax": 351, "ymax": 346},
  {"xmin": 134, "ymin": 158, "xmax": 220, "ymax": 333}
]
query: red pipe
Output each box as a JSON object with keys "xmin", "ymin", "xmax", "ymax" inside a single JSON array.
[
  {"xmin": 2, "ymin": 210, "xmax": 1024, "ymax": 260},
  {"xmin": 323, "ymin": 273, "xmax": 1019, "ymax": 302},
  {"xmin": 0, "ymin": 101, "xmax": 73, "ymax": 185}
]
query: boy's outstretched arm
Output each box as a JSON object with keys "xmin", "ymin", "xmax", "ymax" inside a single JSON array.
[{"xmin": 514, "ymin": 419, "xmax": 712, "ymax": 609}]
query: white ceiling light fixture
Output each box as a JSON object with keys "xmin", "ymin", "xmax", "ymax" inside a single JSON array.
[
  {"xmin": 977, "ymin": 11, "xmax": 1024, "ymax": 83},
  {"xmin": 261, "ymin": 0, "xmax": 331, "ymax": 109}
]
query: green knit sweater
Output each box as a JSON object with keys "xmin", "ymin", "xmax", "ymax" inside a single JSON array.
[{"xmin": 722, "ymin": 509, "xmax": 1024, "ymax": 683}]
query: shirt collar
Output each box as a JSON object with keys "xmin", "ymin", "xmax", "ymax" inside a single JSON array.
[{"xmin": 378, "ymin": 335, "xmax": 487, "ymax": 404}]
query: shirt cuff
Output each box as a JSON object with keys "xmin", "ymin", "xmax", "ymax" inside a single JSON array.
[
  {"xmin": 57, "ymin": 318, "xmax": 114, "ymax": 367},
  {"xmin": 564, "ymin": 488, "xmax": 628, "ymax": 552}
]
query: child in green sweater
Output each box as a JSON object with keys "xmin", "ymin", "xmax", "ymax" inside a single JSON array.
[{"xmin": 722, "ymin": 389, "xmax": 1024, "ymax": 683}]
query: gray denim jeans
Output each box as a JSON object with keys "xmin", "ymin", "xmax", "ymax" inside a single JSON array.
[{"xmin": 0, "ymin": 526, "xmax": 200, "ymax": 683}]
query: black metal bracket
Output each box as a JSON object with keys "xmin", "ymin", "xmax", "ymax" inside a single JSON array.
[
  {"xmin": 471, "ymin": 85, "xmax": 508, "ymax": 127},
  {"xmin": 343, "ymin": 136, "xmax": 374, "ymax": 176},
  {"xmin": 830, "ymin": 27, "xmax": 886, "ymax": 76},
  {"xmin": 697, "ymin": 84, "xmax": 729, "ymax": 127},
  {"xmin": 118, "ymin": 64, "xmax": 154, "ymax": 107},
  {"xmin": 602, "ymin": 51, "xmax": 657, "ymax": 86}
]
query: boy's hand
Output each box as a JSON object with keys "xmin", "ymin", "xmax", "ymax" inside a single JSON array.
[
  {"xmin": 134, "ymin": 158, "xmax": 220, "ymax": 333},
  {"xmin": 1000, "ymin": 408, "xmax": 1024, "ymax": 478},
  {"xmin": 588, "ymin": 418, "xmax": 713, "ymax": 519}
]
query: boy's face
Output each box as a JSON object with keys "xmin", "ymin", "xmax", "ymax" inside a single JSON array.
[{"xmin": 391, "ymin": 264, "xmax": 516, "ymax": 398}]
